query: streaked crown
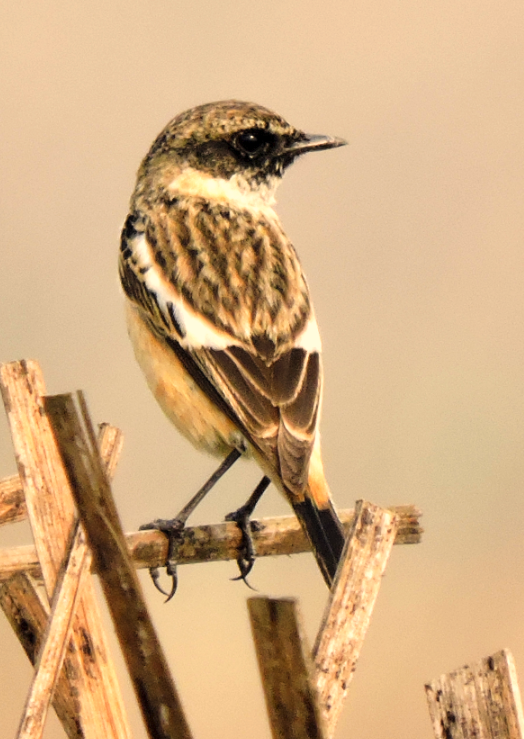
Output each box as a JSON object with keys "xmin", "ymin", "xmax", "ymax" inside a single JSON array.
[{"xmin": 138, "ymin": 100, "xmax": 346, "ymax": 187}]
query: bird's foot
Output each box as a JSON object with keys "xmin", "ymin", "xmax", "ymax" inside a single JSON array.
[
  {"xmin": 225, "ymin": 476, "xmax": 271, "ymax": 588},
  {"xmin": 139, "ymin": 448, "xmax": 244, "ymax": 601},
  {"xmin": 139, "ymin": 518, "xmax": 185, "ymax": 602},
  {"xmin": 225, "ymin": 504, "xmax": 262, "ymax": 590}
]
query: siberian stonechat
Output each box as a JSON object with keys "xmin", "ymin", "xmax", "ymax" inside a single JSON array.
[{"xmin": 120, "ymin": 100, "xmax": 347, "ymax": 590}]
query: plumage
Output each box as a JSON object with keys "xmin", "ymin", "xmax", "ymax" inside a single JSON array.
[{"xmin": 120, "ymin": 100, "xmax": 347, "ymax": 586}]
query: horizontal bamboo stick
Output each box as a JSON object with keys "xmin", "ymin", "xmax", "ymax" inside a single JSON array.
[{"xmin": 0, "ymin": 504, "xmax": 421, "ymax": 581}]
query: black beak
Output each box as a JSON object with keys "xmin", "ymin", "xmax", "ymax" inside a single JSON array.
[{"xmin": 284, "ymin": 133, "xmax": 348, "ymax": 156}]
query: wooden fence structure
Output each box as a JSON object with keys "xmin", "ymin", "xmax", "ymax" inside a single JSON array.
[{"xmin": 0, "ymin": 359, "xmax": 521, "ymax": 738}]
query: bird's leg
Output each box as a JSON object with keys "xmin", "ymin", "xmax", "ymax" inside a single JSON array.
[
  {"xmin": 140, "ymin": 447, "xmax": 242, "ymax": 600},
  {"xmin": 225, "ymin": 475, "xmax": 271, "ymax": 586}
]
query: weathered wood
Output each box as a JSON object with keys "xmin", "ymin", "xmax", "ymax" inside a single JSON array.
[
  {"xmin": 313, "ymin": 500, "xmax": 399, "ymax": 737},
  {"xmin": 0, "ymin": 504, "xmax": 422, "ymax": 582},
  {"xmin": 0, "ymin": 474, "xmax": 27, "ymax": 525},
  {"xmin": 0, "ymin": 423, "xmax": 122, "ymax": 528},
  {"xmin": 46, "ymin": 391, "xmax": 193, "ymax": 739},
  {"xmin": 248, "ymin": 597, "xmax": 327, "ymax": 739},
  {"xmin": 425, "ymin": 649, "xmax": 524, "ymax": 739},
  {"xmin": 0, "ymin": 360, "xmax": 131, "ymax": 739},
  {"xmin": 16, "ymin": 524, "xmax": 90, "ymax": 739},
  {"xmin": 0, "ymin": 573, "xmax": 84, "ymax": 739}
]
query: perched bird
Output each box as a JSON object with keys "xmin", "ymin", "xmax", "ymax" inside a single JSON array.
[{"xmin": 119, "ymin": 100, "xmax": 347, "ymax": 591}]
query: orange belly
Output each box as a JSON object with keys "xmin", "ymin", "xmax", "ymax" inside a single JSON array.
[{"xmin": 125, "ymin": 302, "xmax": 244, "ymax": 457}]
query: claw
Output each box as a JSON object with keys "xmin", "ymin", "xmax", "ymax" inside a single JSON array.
[
  {"xmin": 225, "ymin": 476, "xmax": 271, "ymax": 589},
  {"xmin": 148, "ymin": 566, "xmax": 172, "ymax": 598},
  {"xmin": 230, "ymin": 555, "xmax": 257, "ymax": 590},
  {"xmin": 164, "ymin": 568, "xmax": 178, "ymax": 602},
  {"xmin": 139, "ymin": 449, "xmax": 244, "ymax": 599},
  {"xmin": 164, "ymin": 538, "xmax": 179, "ymax": 602},
  {"xmin": 225, "ymin": 507, "xmax": 255, "ymax": 585},
  {"xmin": 145, "ymin": 549, "xmax": 179, "ymax": 601},
  {"xmin": 149, "ymin": 566, "xmax": 164, "ymax": 593},
  {"xmin": 140, "ymin": 519, "xmax": 183, "ymax": 599}
]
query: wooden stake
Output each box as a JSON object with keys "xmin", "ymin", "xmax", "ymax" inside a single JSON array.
[
  {"xmin": 45, "ymin": 391, "xmax": 193, "ymax": 739},
  {"xmin": 0, "ymin": 360, "xmax": 131, "ymax": 739},
  {"xmin": 0, "ymin": 573, "xmax": 84, "ymax": 739},
  {"xmin": 313, "ymin": 500, "xmax": 399, "ymax": 737},
  {"xmin": 425, "ymin": 649, "xmax": 524, "ymax": 739},
  {"xmin": 16, "ymin": 524, "xmax": 90, "ymax": 739},
  {"xmin": 249, "ymin": 597, "xmax": 327, "ymax": 739},
  {"xmin": 1, "ymin": 424, "xmax": 120, "ymax": 738}
]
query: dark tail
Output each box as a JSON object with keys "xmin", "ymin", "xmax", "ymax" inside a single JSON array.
[{"xmin": 292, "ymin": 496, "xmax": 346, "ymax": 587}]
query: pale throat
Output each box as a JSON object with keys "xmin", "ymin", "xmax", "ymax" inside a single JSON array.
[{"xmin": 167, "ymin": 167, "xmax": 280, "ymax": 212}]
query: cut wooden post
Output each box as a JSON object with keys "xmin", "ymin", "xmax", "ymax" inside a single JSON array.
[
  {"xmin": 0, "ymin": 360, "xmax": 131, "ymax": 739},
  {"xmin": 248, "ymin": 597, "xmax": 327, "ymax": 739},
  {"xmin": 0, "ymin": 423, "xmax": 124, "ymax": 739},
  {"xmin": 45, "ymin": 391, "xmax": 193, "ymax": 739},
  {"xmin": 313, "ymin": 500, "xmax": 399, "ymax": 737},
  {"xmin": 425, "ymin": 649, "xmax": 524, "ymax": 739},
  {"xmin": 16, "ymin": 523, "xmax": 90, "ymax": 739},
  {"xmin": 0, "ymin": 573, "xmax": 84, "ymax": 739}
]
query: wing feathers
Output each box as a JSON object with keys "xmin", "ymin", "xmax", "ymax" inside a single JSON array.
[
  {"xmin": 277, "ymin": 422, "xmax": 312, "ymax": 492},
  {"xmin": 281, "ymin": 352, "xmax": 321, "ymax": 433},
  {"xmin": 203, "ymin": 345, "xmax": 321, "ymax": 493},
  {"xmin": 204, "ymin": 348, "xmax": 279, "ymax": 437},
  {"xmin": 272, "ymin": 348, "xmax": 309, "ymax": 405}
]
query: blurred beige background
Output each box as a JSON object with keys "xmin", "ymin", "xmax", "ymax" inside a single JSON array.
[{"xmin": 1, "ymin": 1, "xmax": 524, "ymax": 737}]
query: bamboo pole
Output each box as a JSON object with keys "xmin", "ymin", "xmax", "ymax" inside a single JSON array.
[
  {"xmin": 46, "ymin": 391, "xmax": 193, "ymax": 739},
  {"xmin": 0, "ymin": 573, "xmax": 84, "ymax": 739},
  {"xmin": 0, "ymin": 505, "xmax": 422, "ymax": 582},
  {"xmin": 16, "ymin": 524, "xmax": 90, "ymax": 739},
  {"xmin": 0, "ymin": 424, "xmax": 124, "ymax": 739},
  {"xmin": 0, "ymin": 360, "xmax": 131, "ymax": 739}
]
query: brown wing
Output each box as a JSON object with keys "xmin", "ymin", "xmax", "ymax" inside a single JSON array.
[{"xmin": 190, "ymin": 344, "xmax": 322, "ymax": 493}]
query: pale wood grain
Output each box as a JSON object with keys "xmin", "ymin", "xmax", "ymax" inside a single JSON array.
[
  {"xmin": 0, "ymin": 504, "xmax": 421, "ymax": 581},
  {"xmin": 248, "ymin": 597, "xmax": 327, "ymax": 739},
  {"xmin": 46, "ymin": 391, "xmax": 193, "ymax": 739},
  {"xmin": 16, "ymin": 524, "xmax": 90, "ymax": 739},
  {"xmin": 0, "ymin": 360, "xmax": 131, "ymax": 739},
  {"xmin": 0, "ymin": 423, "xmax": 122, "ymax": 527},
  {"xmin": 0, "ymin": 573, "xmax": 84, "ymax": 739},
  {"xmin": 313, "ymin": 500, "xmax": 399, "ymax": 737},
  {"xmin": 0, "ymin": 504, "xmax": 420, "ymax": 583},
  {"xmin": 0, "ymin": 474, "xmax": 27, "ymax": 525},
  {"xmin": 425, "ymin": 649, "xmax": 524, "ymax": 739}
]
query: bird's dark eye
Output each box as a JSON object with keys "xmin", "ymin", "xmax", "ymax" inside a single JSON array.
[{"xmin": 234, "ymin": 129, "xmax": 274, "ymax": 158}]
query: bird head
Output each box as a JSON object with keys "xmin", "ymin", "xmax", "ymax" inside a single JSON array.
[{"xmin": 136, "ymin": 100, "xmax": 346, "ymax": 207}]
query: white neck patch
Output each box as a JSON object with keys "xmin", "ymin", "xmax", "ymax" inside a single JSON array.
[{"xmin": 168, "ymin": 167, "xmax": 279, "ymax": 212}]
